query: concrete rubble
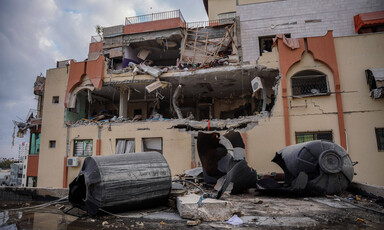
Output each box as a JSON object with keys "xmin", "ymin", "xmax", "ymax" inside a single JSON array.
[
  {"xmin": 1, "ymin": 184, "xmax": 384, "ymax": 229},
  {"xmin": 176, "ymin": 194, "xmax": 238, "ymax": 221}
]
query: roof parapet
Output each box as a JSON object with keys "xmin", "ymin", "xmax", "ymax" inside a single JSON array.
[{"xmin": 125, "ymin": 10, "xmax": 185, "ymax": 25}]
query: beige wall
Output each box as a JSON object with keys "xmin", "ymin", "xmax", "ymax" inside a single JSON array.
[
  {"xmin": 38, "ymin": 67, "xmax": 68, "ymax": 188},
  {"xmin": 207, "ymin": 0, "xmax": 236, "ymax": 21},
  {"xmin": 246, "ymin": 33, "xmax": 384, "ymax": 186},
  {"xmin": 334, "ymin": 33, "xmax": 384, "ymax": 186},
  {"xmin": 207, "ymin": 0, "xmax": 280, "ymax": 20},
  {"xmin": 64, "ymin": 122, "xmax": 193, "ymax": 186}
]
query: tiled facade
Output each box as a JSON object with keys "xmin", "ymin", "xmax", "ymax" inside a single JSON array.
[{"xmin": 237, "ymin": 0, "xmax": 384, "ymax": 62}]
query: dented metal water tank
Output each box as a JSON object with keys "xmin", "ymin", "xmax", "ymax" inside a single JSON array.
[
  {"xmin": 69, "ymin": 152, "xmax": 171, "ymax": 215},
  {"xmin": 272, "ymin": 140, "xmax": 354, "ymax": 195}
]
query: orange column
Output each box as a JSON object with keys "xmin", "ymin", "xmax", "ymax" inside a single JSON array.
[
  {"xmin": 307, "ymin": 31, "xmax": 346, "ymax": 149},
  {"xmin": 277, "ymin": 39, "xmax": 306, "ymax": 146},
  {"xmin": 96, "ymin": 139, "xmax": 101, "ymax": 156}
]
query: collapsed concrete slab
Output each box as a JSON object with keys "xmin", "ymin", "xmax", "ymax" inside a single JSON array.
[{"xmin": 176, "ymin": 194, "xmax": 238, "ymax": 221}]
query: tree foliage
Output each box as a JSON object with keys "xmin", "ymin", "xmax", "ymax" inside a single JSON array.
[{"xmin": 0, "ymin": 160, "xmax": 13, "ymax": 169}]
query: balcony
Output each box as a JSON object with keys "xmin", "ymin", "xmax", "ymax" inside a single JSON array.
[{"xmin": 123, "ymin": 10, "xmax": 186, "ymax": 34}]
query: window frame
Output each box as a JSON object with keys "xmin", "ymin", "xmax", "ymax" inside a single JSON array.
[
  {"xmin": 52, "ymin": 96, "xmax": 59, "ymax": 104},
  {"xmin": 375, "ymin": 128, "xmax": 384, "ymax": 152},
  {"xmin": 259, "ymin": 34, "xmax": 291, "ymax": 56},
  {"xmin": 73, "ymin": 139, "xmax": 93, "ymax": 157},
  {"xmin": 115, "ymin": 138, "xmax": 135, "ymax": 154},
  {"xmin": 295, "ymin": 131, "xmax": 333, "ymax": 144},
  {"xmin": 142, "ymin": 137, "xmax": 163, "ymax": 154},
  {"xmin": 29, "ymin": 132, "xmax": 41, "ymax": 155},
  {"xmin": 49, "ymin": 140, "xmax": 56, "ymax": 148},
  {"xmin": 291, "ymin": 70, "xmax": 330, "ymax": 98}
]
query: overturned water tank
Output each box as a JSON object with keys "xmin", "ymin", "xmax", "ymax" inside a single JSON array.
[
  {"xmin": 69, "ymin": 152, "xmax": 171, "ymax": 215},
  {"xmin": 270, "ymin": 140, "xmax": 354, "ymax": 195}
]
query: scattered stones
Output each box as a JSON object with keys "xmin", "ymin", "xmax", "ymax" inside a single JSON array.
[
  {"xmin": 102, "ymin": 221, "xmax": 109, "ymax": 226},
  {"xmin": 136, "ymin": 222, "xmax": 144, "ymax": 228},
  {"xmin": 254, "ymin": 198, "xmax": 263, "ymax": 204},
  {"xmin": 177, "ymin": 194, "xmax": 238, "ymax": 221},
  {"xmin": 186, "ymin": 219, "xmax": 201, "ymax": 226}
]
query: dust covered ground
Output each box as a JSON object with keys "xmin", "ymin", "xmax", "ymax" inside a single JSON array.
[{"xmin": 1, "ymin": 189, "xmax": 383, "ymax": 230}]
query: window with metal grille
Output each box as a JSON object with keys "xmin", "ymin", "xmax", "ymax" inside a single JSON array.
[
  {"xmin": 74, "ymin": 140, "xmax": 93, "ymax": 156},
  {"xmin": 375, "ymin": 128, "xmax": 384, "ymax": 151},
  {"xmin": 291, "ymin": 70, "xmax": 329, "ymax": 97},
  {"xmin": 296, "ymin": 131, "xmax": 333, "ymax": 144}
]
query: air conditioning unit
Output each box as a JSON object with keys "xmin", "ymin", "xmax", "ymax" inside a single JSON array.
[{"xmin": 67, "ymin": 157, "xmax": 79, "ymax": 167}]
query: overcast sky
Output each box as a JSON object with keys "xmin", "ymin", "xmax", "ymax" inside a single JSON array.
[{"xmin": 0, "ymin": 0, "xmax": 208, "ymax": 159}]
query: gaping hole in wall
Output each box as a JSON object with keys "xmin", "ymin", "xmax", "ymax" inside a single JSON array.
[
  {"xmin": 105, "ymin": 32, "xmax": 183, "ymax": 72},
  {"xmin": 259, "ymin": 34, "xmax": 290, "ymax": 56},
  {"xmin": 66, "ymin": 66, "xmax": 280, "ymax": 129}
]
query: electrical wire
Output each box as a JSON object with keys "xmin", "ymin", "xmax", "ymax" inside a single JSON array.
[
  {"xmin": 334, "ymin": 195, "xmax": 384, "ymax": 215},
  {"xmin": 100, "ymin": 207, "xmax": 170, "ymax": 218},
  {"xmin": 172, "ymin": 179, "xmax": 211, "ymax": 198},
  {"xmin": 3, "ymin": 196, "xmax": 68, "ymax": 212}
]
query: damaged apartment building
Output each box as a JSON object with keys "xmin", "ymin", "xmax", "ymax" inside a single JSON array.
[{"xmin": 16, "ymin": 0, "xmax": 384, "ymax": 189}]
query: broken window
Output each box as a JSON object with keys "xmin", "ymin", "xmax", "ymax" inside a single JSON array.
[
  {"xmin": 29, "ymin": 132, "xmax": 41, "ymax": 155},
  {"xmin": 49, "ymin": 140, "xmax": 56, "ymax": 148},
  {"xmin": 142, "ymin": 137, "xmax": 162, "ymax": 154},
  {"xmin": 52, "ymin": 96, "xmax": 59, "ymax": 104},
  {"xmin": 375, "ymin": 128, "xmax": 384, "ymax": 151},
  {"xmin": 74, "ymin": 140, "xmax": 93, "ymax": 157},
  {"xmin": 259, "ymin": 34, "xmax": 290, "ymax": 55},
  {"xmin": 365, "ymin": 68, "xmax": 384, "ymax": 99},
  {"xmin": 291, "ymin": 70, "xmax": 329, "ymax": 97},
  {"xmin": 115, "ymin": 139, "xmax": 135, "ymax": 154},
  {"xmin": 296, "ymin": 131, "xmax": 333, "ymax": 144}
]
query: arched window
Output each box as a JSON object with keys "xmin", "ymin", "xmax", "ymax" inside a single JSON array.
[{"xmin": 291, "ymin": 70, "xmax": 329, "ymax": 97}]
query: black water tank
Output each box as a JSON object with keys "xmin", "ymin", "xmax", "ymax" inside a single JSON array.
[
  {"xmin": 272, "ymin": 140, "xmax": 354, "ymax": 195},
  {"xmin": 69, "ymin": 152, "xmax": 171, "ymax": 215}
]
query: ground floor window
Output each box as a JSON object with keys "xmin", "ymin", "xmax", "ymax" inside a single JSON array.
[
  {"xmin": 142, "ymin": 137, "xmax": 163, "ymax": 154},
  {"xmin": 296, "ymin": 131, "xmax": 333, "ymax": 144},
  {"xmin": 375, "ymin": 128, "xmax": 384, "ymax": 151},
  {"xmin": 116, "ymin": 139, "xmax": 135, "ymax": 154},
  {"xmin": 74, "ymin": 140, "xmax": 93, "ymax": 156},
  {"xmin": 27, "ymin": 176, "xmax": 37, "ymax": 187}
]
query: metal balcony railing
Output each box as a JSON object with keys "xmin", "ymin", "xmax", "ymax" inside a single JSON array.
[
  {"xmin": 125, "ymin": 10, "xmax": 185, "ymax": 25},
  {"xmin": 186, "ymin": 18, "xmax": 235, "ymax": 28}
]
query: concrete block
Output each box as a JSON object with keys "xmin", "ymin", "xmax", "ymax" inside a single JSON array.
[
  {"xmin": 103, "ymin": 25, "xmax": 124, "ymax": 36},
  {"xmin": 176, "ymin": 194, "xmax": 238, "ymax": 221}
]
